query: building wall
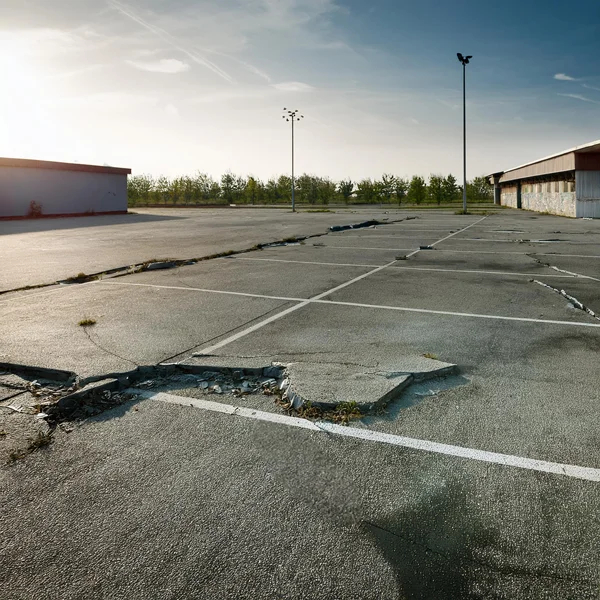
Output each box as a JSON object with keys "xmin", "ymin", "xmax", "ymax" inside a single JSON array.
[
  {"xmin": 521, "ymin": 191, "xmax": 576, "ymax": 217},
  {"xmin": 500, "ymin": 187, "xmax": 518, "ymax": 208},
  {"xmin": 0, "ymin": 166, "xmax": 128, "ymax": 218},
  {"xmin": 576, "ymin": 170, "xmax": 600, "ymax": 218}
]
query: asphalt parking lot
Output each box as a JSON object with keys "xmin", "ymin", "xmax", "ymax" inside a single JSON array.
[{"xmin": 1, "ymin": 207, "xmax": 599, "ymax": 599}]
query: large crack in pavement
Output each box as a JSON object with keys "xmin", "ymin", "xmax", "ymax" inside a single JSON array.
[
  {"xmin": 531, "ymin": 280, "xmax": 600, "ymax": 321},
  {"xmin": 527, "ymin": 253, "xmax": 600, "ymax": 282},
  {"xmin": 0, "ymin": 217, "xmax": 409, "ymax": 297},
  {"xmin": 1, "ymin": 352, "xmax": 458, "ymax": 464}
]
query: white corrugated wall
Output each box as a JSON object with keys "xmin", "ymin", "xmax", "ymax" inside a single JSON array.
[{"xmin": 576, "ymin": 171, "xmax": 600, "ymax": 218}]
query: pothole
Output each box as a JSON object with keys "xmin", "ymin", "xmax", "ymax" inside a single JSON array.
[{"xmin": 1, "ymin": 354, "xmax": 463, "ymax": 462}]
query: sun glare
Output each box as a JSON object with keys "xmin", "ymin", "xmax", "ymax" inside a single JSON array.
[{"xmin": 0, "ymin": 53, "xmax": 55, "ymax": 159}]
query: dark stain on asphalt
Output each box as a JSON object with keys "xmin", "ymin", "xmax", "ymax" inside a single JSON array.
[{"xmin": 361, "ymin": 482, "xmax": 496, "ymax": 599}]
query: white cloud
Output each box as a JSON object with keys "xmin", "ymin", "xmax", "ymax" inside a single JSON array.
[
  {"xmin": 410, "ymin": 118, "xmax": 419, "ymax": 125},
  {"xmin": 165, "ymin": 103, "xmax": 179, "ymax": 117},
  {"xmin": 272, "ymin": 81, "xmax": 315, "ymax": 92},
  {"xmin": 554, "ymin": 73, "xmax": 577, "ymax": 81},
  {"xmin": 108, "ymin": 0, "xmax": 234, "ymax": 83},
  {"xmin": 583, "ymin": 84, "xmax": 600, "ymax": 92},
  {"xmin": 126, "ymin": 58, "xmax": 190, "ymax": 74},
  {"xmin": 558, "ymin": 93, "xmax": 600, "ymax": 105}
]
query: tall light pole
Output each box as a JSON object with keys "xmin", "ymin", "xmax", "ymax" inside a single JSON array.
[
  {"xmin": 457, "ymin": 53, "xmax": 472, "ymax": 213},
  {"xmin": 282, "ymin": 108, "xmax": 303, "ymax": 212}
]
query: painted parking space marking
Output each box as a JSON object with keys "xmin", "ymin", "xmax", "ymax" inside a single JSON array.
[
  {"xmin": 189, "ymin": 218, "xmax": 487, "ymax": 354},
  {"xmin": 101, "ymin": 280, "xmax": 306, "ymax": 302},
  {"xmin": 196, "ymin": 259, "xmax": 399, "ymax": 355},
  {"xmin": 231, "ymin": 256, "xmax": 579, "ymax": 278},
  {"xmin": 231, "ymin": 257, "xmax": 385, "ymax": 268},
  {"xmin": 318, "ymin": 299, "xmax": 600, "ymax": 328},
  {"xmin": 103, "ymin": 280, "xmax": 600, "ymax": 328},
  {"xmin": 142, "ymin": 390, "xmax": 600, "ymax": 483},
  {"xmin": 317, "ymin": 245, "xmax": 418, "ymax": 252},
  {"xmin": 430, "ymin": 216, "xmax": 488, "ymax": 245}
]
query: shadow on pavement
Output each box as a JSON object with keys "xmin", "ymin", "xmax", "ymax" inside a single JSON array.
[
  {"xmin": 362, "ymin": 481, "xmax": 498, "ymax": 599},
  {"xmin": 0, "ymin": 212, "xmax": 184, "ymax": 235}
]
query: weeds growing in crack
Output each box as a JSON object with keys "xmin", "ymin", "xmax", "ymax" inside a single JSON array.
[
  {"xmin": 78, "ymin": 318, "xmax": 97, "ymax": 327},
  {"xmin": 422, "ymin": 352, "xmax": 438, "ymax": 360},
  {"xmin": 275, "ymin": 396, "xmax": 363, "ymax": 425},
  {"xmin": 80, "ymin": 322, "xmax": 139, "ymax": 367},
  {"xmin": 64, "ymin": 272, "xmax": 99, "ymax": 284}
]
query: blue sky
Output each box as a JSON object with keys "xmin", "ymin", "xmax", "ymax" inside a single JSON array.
[{"xmin": 1, "ymin": 0, "xmax": 600, "ymax": 181}]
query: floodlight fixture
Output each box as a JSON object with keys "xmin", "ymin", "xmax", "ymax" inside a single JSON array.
[{"xmin": 282, "ymin": 108, "xmax": 304, "ymax": 212}]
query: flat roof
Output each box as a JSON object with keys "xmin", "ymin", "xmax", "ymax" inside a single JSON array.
[
  {"xmin": 0, "ymin": 157, "xmax": 131, "ymax": 176},
  {"xmin": 489, "ymin": 139, "xmax": 600, "ymax": 181},
  {"xmin": 502, "ymin": 139, "xmax": 600, "ymax": 175}
]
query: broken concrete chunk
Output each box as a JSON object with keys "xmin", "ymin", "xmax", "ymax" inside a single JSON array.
[
  {"xmin": 263, "ymin": 365, "xmax": 283, "ymax": 378},
  {"xmin": 145, "ymin": 261, "xmax": 178, "ymax": 271}
]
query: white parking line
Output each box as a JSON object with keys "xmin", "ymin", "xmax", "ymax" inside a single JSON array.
[
  {"xmin": 197, "ymin": 260, "xmax": 399, "ymax": 355},
  {"xmin": 317, "ymin": 245, "xmax": 417, "ymax": 252},
  {"xmin": 431, "ymin": 216, "xmax": 488, "ymax": 246},
  {"xmin": 231, "ymin": 257, "xmax": 384, "ymax": 268},
  {"xmin": 331, "ymin": 234, "xmax": 453, "ymax": 239},
  {"xmin": 143, "ymin": 390, "xmax": 600, "ymax": 483},
  {"xmin": 232, "ymin": 257, "xmax": 578, "ymax": 278},
  {"xmin": 437, "ymin": 249, "xmax": 600, "ymax": 258},
  {"xmin": 102, "ymin": 280, "xmax": 600, "ymax": 328},
  {"xmin": 193, "ymin": 218, "xmax": 487, "ymax": 353},
  {"xmin": 318, "ymin": 299, "xmax": 600, "ymax": 328},
  {"xmin": 101, "ymin": 280, "xmax": 304, "ymax": 302}
]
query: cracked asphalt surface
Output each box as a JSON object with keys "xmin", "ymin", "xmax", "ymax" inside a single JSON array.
[{"xmin": 1, "ymin": 207, "xmax": 600, "ymax": 599}]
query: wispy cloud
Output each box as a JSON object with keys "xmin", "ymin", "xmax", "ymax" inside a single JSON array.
[
  {"xmin": 437, "ymin": 98, "xmax": 460, "ymax": 110},
  {"xmin": 108, "ymin": 0, "xmax": 234, "ymax": 83},
  {"xmin": 272, "ymin": 81, "xmax": 315, "ymax": 92},
  {"xmin": 126, "ymin": 58, "xmax": 190, "ymax": 74},
  {"xmin": 554, "ymin": 73, "xmax": 578, "ymax": 81},
  {"xmin": 558, "ymin": 93, "xmax": 600, "ymax": 104},
  {"xmin": 583, "ymin": 83, "xmax": 600, "ymax": 92},
  {"xmin": 208, "ymin": 50, "xmax": 271, "ymax": 83}
]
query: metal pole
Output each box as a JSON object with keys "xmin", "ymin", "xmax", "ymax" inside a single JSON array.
[
  {"xmin": 291, "ymin": 116, "xmax": 295, "ymax": 212},
  {"xmin": 463, "ymin": 62, "xmax": 467, "ymax": 212}
]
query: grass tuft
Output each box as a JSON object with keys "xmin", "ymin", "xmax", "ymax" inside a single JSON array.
[
  {"xmin": 422, "ymin": 352, "xmax": 438, "ymax": 360},
  {"xmin": 78, "ymin": 318, "xmax": 97, "ymax": 327}
]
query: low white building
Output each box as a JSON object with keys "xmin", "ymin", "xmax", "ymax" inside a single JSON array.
[
  {"xmin": 0, "ymin": 157, "xmax": 131, "ymax": 219},
  {"xmin": 489, "ymin": 140, "xmax": 600, "ymax": 218}
]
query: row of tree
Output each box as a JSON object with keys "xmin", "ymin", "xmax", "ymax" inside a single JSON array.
[{"xmin": 127, "ymin": 172, "xmax": 492, "ymax": 206}]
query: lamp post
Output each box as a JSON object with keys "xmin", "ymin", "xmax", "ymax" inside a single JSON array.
[
  {"xmin": 457, "ymin": 53, "xmax": 472, "ymax": 213},
  {"xmin": 282, "ymin": 108, "xmax": 303, "ymax": 212}
]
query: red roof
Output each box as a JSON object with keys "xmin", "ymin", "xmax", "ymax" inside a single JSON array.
[{"xmin": 0, "ymin": 157, "xmax": 131, "ymax": 175}]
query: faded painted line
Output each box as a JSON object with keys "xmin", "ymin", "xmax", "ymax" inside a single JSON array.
[
  {"xmin": 431, "ymin": 216, "xmax": 488, "ymax": 246},
  {"xmin": 195, "ymin": 220, "xmax": 485, "ymax": 354},
  {"xmin": 101, "ymin": 280, "xmax": 600, "ymax": 328},
  {"xmin": 100, "ymin": 280, "xmax": 306, "ymax": 303},
  {"xmin": 198, "ymin": 259, "xmax": 399, "ymax": 355},
  {"xmin": 232, "ymin": 257, "xmax": 577, "ymax": 278},
  {"xmin": 331, "ymin": 234, "xmax": 454, "ymax": 239},
  {"xmin": 436, "ymin": 249, "xmax": 600, "ymax": 259},
  {"xmin": 143, "ymin": 390, "xmax": 600, "ymax": 483},
  {"xmin": 231, "ymin": 257, "xmax": 384, "ymax": 268},
  {"xmin": 317, "ymin": 246, "xmax": 417, "ymax": 252},
  {"xmin": 0, "ymin": 280, "xmax": 101, "ymax": 305},
  {"xmin": 318, "ymin": 299, "xmax": 600, "ymax": 328}
]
